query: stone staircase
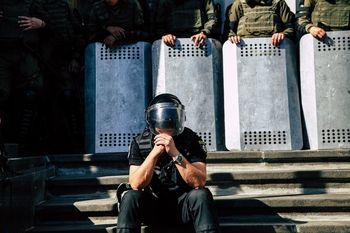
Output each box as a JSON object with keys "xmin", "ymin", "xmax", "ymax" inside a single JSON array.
[{"xmin": 26, "ymin": 150, "xmax": 350, "ymax": 233}]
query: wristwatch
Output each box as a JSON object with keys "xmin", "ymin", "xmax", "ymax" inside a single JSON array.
[{"xmin": 174, "ymin": 153, "xmax": 184, "ymax": 165}]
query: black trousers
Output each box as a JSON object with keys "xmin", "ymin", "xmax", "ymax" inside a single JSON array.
[{"xmin": 116, "ymin": 188, "xmax": 221, "ymax": 233}]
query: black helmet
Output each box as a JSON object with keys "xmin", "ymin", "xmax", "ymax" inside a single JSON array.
[{"xmin": 146, "ymin": 93, "xmax": 186, "ymax": 136}]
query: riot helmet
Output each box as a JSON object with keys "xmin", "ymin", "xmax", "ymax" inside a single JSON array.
[{"xmin": 146, "ymin": 93, "xmax": 186, "ymax": 136}]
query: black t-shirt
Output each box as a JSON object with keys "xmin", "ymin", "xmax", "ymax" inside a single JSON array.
[{"xmin": 128, "ymin": 127, "xmax": 207, "ymax": 198}]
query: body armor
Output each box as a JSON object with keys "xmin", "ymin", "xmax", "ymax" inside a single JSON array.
[
  {"xmin": 311, "ymin": 0, "xmax": 350, "ymax": 30},
  {"xmin": 237, "ymin": 0, "xmax": 283, "ymax": 37},
  {"xmin": 44, "ymin": 0, "xmax": 75, "ymax": 45},
  {"xmin": 131, "ymin": 127, "xmax": 196, "ymax": 198},
  {"xmin": 168, "ymin": 0, "xmax": 203, "ymax": 34},
  {"xmin": 93, "ymin": 0, "xmax": 139, "ymax": 31}
]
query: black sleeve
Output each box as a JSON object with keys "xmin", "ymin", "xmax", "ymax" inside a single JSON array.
[
  {"xmin": 187, "ymin": 131, "xmax": 207, "ymax": 164},
  {"xmin": 127, "ymin": 138, "xmax": 144, "ymax": 166}
]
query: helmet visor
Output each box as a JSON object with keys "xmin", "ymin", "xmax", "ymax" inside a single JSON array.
[{"xmin": 146, "ymin": 102, "xmax": 185, "ymax": 136}]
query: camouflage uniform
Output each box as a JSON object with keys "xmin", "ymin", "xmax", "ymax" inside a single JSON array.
[
  {"xmin": 70, "ymin": 0, "xmax": 100, "ymax": 42},
  {"xmin": 227, "ymin": 0, "xmax": 295, "ymax": 38},
  {"xmin": 0, "ymin": 0, "xmax": 46, "ymax": 155},
  {"xmin": 296, "ymin": 0, "xmax": 350, "ymax": 35},
  {"xmin": 39, "ymin": 0, "xmax": 84, "ymax": 153},
  {"xmin": 155, "ymin": 0, "xmax": 218, "ymax": 38},
  {"xmin": 88, "ymin": 0, "xmax": 147, "ymax": 43}
]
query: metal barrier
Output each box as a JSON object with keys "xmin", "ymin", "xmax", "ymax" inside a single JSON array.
[
  {"xmin": 223, "ymin": 38, "xmax": 302, "ymax": 150},
  {"xmin": 152, "ymin": 38, "xmax": 224, "ymax": 151},
  {"xmin": 85, "ymin": 42, "xmax": 151, "ymax": 153},
  {"xmin": 300, "ymin": 31, "xmax": 350, "ymax": 149}
]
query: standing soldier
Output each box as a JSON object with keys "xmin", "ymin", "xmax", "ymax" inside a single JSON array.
[
  {"xmin": 34, "ymin": 0, "xmax": 85, "ymax": 153},
  {"xmin": 296, "ymin": 0, "xmax": 350, "ymax": 40},
  {"xmin": 226, "ymin": 0, "xmax": 295, "ymax": 46},
  {"xmin": 0, "ymin": 0, "xmax": 46, "ymax": 155},
  {"xmin": 88, "ymin": 0, "xmax": 149, "ymax": 48},
  {"xmin": 155, "ymin": 0, "xmax": 219, "ymax": 47}
]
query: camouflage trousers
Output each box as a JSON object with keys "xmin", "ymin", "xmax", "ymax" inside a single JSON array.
[{"xmin": 0, "ymin": 47, "xmax": 44, "ymax": 106}]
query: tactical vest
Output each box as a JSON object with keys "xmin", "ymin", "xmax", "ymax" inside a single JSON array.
[
  {"xmin": 44, "ymin": 0, "xmax": 75, "ymax": 44},
  {"xmin": 135, "ymin": 128, "xmax": 153, "ymax": 159},
  {"xmin": 311, "ymin": 0, "xmax": 350, "ymax": 30},
  {"xmin": 168, "ymin": 0, "xmax": 204, "ymax": 34},
  {"xmin": 0, "ymin": 0, "xmax": 39, "ymax": 46},
  {"xmin": 237, "ymin": 0, "xmax": 283, "ymax": 37},
  {"xmin": 93, "ymin": 0, "xmax": 139, "ymax": 31}
]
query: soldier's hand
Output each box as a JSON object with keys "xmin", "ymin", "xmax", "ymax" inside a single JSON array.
[
  {"xmin": 191, "ymin": 32, "xmax": 207, "ymax": 48},
  {"xmin": 309, "ymin": 26, "xmax": 327, "ymax": 40},
  {"xmin": 162, "ymin": 34, "xmax": 176, "ymax": 47},
  {"xmin": 228, "ymin": 35, "xmax": 241, "ymax": 44},
  {"xmin": 106, "ymin": 26, "xmax": 126, "ymax": 40},
  {"xmin": 18, "ymin": 16, "xmax": 45, "ymax": 31},
  {"xmin": 103, "ymin": 35, "xmax": 117, "ymax": 48},
  {"xmin": 271, "ymin": 33, "xmax": 285, "ymax": 46}
]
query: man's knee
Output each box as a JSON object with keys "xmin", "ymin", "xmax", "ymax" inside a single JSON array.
[
  {"xmin": 120, "ymin": 190, "xmax": 145, "ymax": 205},
  {"xmin": 187, "ymin": 188, "xmax": 214, "ymax": 205}
]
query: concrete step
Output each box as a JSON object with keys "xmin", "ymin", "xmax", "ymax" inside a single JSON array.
[
  {"xmin": 34, "ymin": 212, "xmax": 350, "ymax": 225},
  {"xmin": 7, "ymin": 156, "xmax": 51, "ymax": 174},
  {"xmin": 207, "ymin": 149, "xmax": 350, "ymax": 163},
  {"xmin": 28, "ymin": 150, "xmax": 350, "ymax": 233},
  {"xmin": 53, "ymin": 162, "xmax": 350, "ymax": 177},
  {"xmin": 47, "ymin": 167, "xmax": 350, "ymax": 195},
  {"xmin": 27, "ymin": 219, "xmax": 350, "ymax": 233},
  {"xmin": 46, "ymin": 150, "xmax": 350, "ymax": 165},
  {"xmin": 34, "ymin": 193, "xmax": 350, "ymax": 222}
]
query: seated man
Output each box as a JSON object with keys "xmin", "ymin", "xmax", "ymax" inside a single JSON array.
[
  {"xmin": 296, "ymin": 0, "xmax": 350, "ymax": 40},
  {"xmin": 116, "ymin": 93, "xmax": 221, "ymax": 233},
  {"xmin": 155, "ymin": 0, "xmax": 219, "ymax": 47},
  {"xmin": 227, "ymin": 0, "xmax": 295, "ymax": 46}
]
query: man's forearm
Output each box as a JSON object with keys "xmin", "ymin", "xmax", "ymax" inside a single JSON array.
[
  {"xmin": 129, "ymin": 152, "xmax": 159, "ymax": 190},
  {"xmin": 175, "ymin": 160, "xmax": 207, "ymax": 188}
]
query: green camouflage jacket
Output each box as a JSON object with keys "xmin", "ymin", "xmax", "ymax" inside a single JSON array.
[
  {"xmin": 88, "ymin": 0, "xmax": 145, "ymax": 42},
  {"xmin": 227, "ymin": 0, "xmax": 295, "ymax": 38},
  {"xmin": 155, "ymin": 0, "xmax": 218, "ymax": 38},
  {"xmin": 297, "ymin": 0, "xmax": 350, "ymax": 34}
]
